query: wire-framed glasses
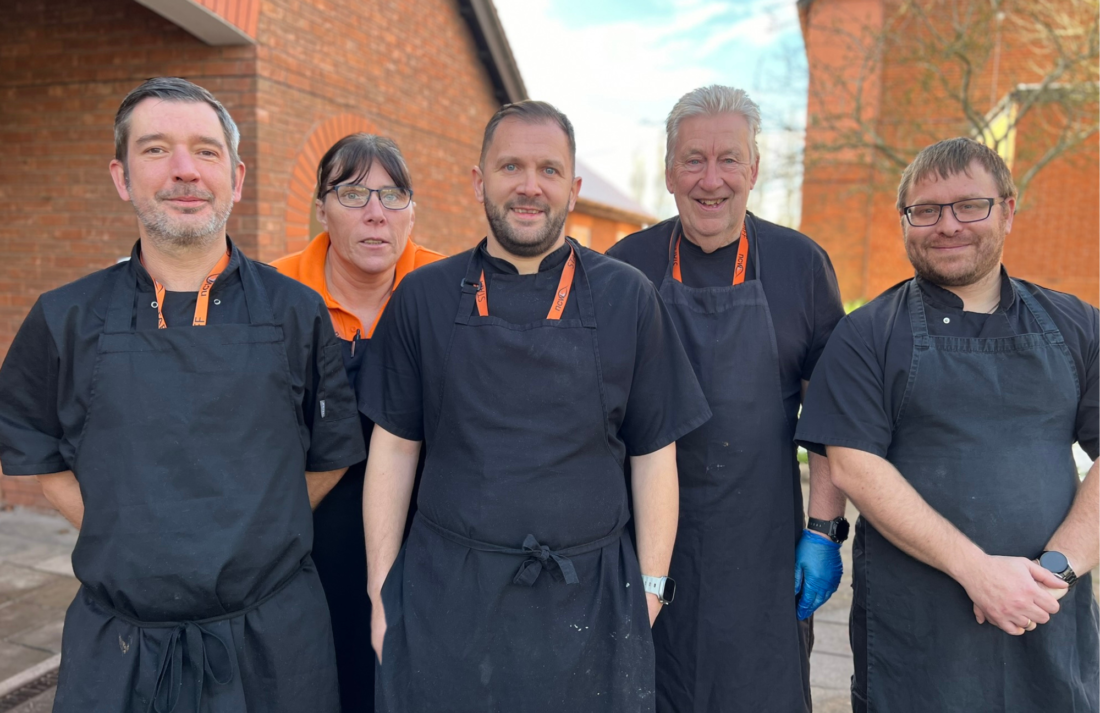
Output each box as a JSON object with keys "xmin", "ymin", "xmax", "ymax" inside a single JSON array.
[
  {"xmin": 903, "ymin": 198, "xmax": 1004, "ymax": 227},
  {"xmin": 326, "ymin": 184, "xmax": 413, "ymax": 210}
]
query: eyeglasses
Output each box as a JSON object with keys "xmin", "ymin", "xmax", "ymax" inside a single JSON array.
[
  {"xmin": 325, "ymin": 184, "xmax": 413, "ymax": 210},
  {"xmin": 903, "ymin": 198, "xmax": 1005, "ymax": 227}
]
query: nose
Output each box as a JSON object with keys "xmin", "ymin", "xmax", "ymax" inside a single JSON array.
[
  {"xmin": 169, "ymin": 150, "xmax": 201, "ymax": 183},
  {"xmin": 700, "ymin": 159, "xmax": 723, "ymax": 191},
  {"xmin": 361, "ymin": 192, "xmax": 387, "ymax": 222},
  {"xmin": 936, "ymin": 207, "xmax": 964, "ymax": 236},
  {"xmin": 516, "ymin": 168, "xmax": 542, "ymax": 197}
]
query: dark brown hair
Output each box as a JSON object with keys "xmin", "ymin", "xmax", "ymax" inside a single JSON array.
[
  {"xmin": 479, "ymin": 100, "xmax": 576, "ymax": 173},
  {"xmin": 315, "ymin": 133, "xmax": 412, "ymax": 200}
]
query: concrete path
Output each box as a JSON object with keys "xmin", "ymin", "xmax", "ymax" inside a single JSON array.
[{"xmin": 0, "ymin": 507, "xmax": 77, "ymax": 712}]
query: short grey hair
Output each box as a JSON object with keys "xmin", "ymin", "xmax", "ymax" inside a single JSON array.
[
  {"xmin": 114, "ymin": 77, "xmax": 241, "ymax": 169},
  {"xmin": 665, "ymin": 85, "xmax": 762, "ymax": 171}
]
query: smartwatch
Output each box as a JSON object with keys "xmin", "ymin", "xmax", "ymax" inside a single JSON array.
[
  {"xmin": 1039, "ymin": 551, "xmax": 1078, "ymax": 588},
  {"xmin": 807, "ymin": 516, "xmax": 850, "ymax": 544},
  {"xmin": 642, "ymin": 575, "xmax": 676, "ymax": 605}
]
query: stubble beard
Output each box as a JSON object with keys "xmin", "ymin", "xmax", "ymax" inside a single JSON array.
[
  {"xmin": 904, "ymin": 219, "xmax": 1005, "ymax": 288},
  {"xmin": 484, "ymin": 197, "xmax": 568, "ymax": 259},
  {"xmin": 127, "ymin": 177, "xmax": 233, "ymax": 252}
]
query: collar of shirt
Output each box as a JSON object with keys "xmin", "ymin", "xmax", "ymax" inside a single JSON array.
[
  {"xmin": 915, "ymin": 265, "xmax": 1016, "ymax": 313},
  {"xmin": 477, "ymin": 238, "xmax": 573, "ymax": 275},
  {"xmin": 128, "ymin": 237, "xmax": 242, "ymax": 294},
  {"xmin": 282, "ymin": 231, "xmax": 435, "ymax": 340}
]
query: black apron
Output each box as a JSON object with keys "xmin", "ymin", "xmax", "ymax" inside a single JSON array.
[
  {"xmin": 852, "ymin": 278, "xmax": 1099, "ymax": 713},
  {"xmin": 653, "ymin": 216, "xmax": 810, "ymax": 712},
  {"xmin": 376, "ymin": 241, "xmax": 655, "ymax": 712},
  {"xmin": 54, "ymin": 255, "xmax": 340, "ymax": 713}
]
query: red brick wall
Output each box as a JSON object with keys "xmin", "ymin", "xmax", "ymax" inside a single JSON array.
[
  {"xmin": 0, "ymin": 0, "xmax": 501, "ymax": 508},
  {"xmin": 802, "ymin": 0, "xmax": 1099, "ymax": 306},
  {"xmin": 252, "ymin": 0, "xmax": 497, "ymax": 262},
  {"xmin": 566, "ymin": 212, "xmax": 642, "ymax": 254}
]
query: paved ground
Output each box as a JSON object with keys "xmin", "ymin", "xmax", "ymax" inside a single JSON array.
[
  {"xmin": 803, "ymin": 475, "xmax": 859, "ymax": 713},
  {"xmin": 0, "ymin": 507, "xmax": 77, "ymax": 712}
]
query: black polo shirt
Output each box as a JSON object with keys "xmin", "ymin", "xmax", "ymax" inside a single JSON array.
[
  {"xmin": 796, "ymin": 268, "xmax": 1100, "ymax": 460},
  {"xmin": 607, "ymin": 214, "xmax": 847, "ymax": 426},
  {"xmin": 0, "ymin": 239, "xmax": 366, "ymax": 476},
  {"xmin": 359, "ymin": 238, "xmax": 712, "ymax": 459}
]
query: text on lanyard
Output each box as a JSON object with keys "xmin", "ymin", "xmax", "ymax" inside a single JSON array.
[
  {"xmin": 672, "ymin": 222, "xmax": 748, "ymax": 285},
  {"xmin": 476, "ymin": 246, "xmax": 577, "ymax": 320}
]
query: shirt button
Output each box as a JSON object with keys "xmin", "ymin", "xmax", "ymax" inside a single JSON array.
[
  {"xmin": 943, "ymin": 317, "xmax": 951, "ymax": 324},
  {"xmin": 213, "ymin": 298, "xmax": 221, "ymax": 305}
]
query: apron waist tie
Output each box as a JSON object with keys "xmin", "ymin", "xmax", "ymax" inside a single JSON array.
[
  {"xmin": 419, "ymin": 514, "xmax": 624, "ymax": 587},
  {"xmin": 84, "ymin": 560, "xmax": 307, "ymax": 713}
]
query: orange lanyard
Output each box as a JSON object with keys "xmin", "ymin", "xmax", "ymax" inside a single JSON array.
[
  {"xmin": 140, "ymin": 249, "xmax": 232, "ymax": 328},
  {"xmin": 672, "ymin": 223, "xmax": 749, "ymax": 285},
  {"xmin": 476, "ymin": 246, "xmax": 576, "ymax": 320}
]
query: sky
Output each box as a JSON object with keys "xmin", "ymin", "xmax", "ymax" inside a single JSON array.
[{"xmin": 494, "ymin": 0, "xmax": 810, "ymax": 226}]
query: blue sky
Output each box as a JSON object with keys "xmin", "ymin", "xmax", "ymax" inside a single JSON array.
[{"xmin": 494, "ymin": 0, "xmax": 809, "ymax": 224}]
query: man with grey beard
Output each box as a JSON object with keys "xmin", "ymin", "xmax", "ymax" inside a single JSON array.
[
  {"xmin": 359, "ymin": 100, "xmax": 711, "ymax": 712},
  {"xmin": 0, "ymin": 77, "xmax": 365, "ymax": 712}
]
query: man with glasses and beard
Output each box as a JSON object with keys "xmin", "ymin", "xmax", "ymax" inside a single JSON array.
[
  {"xmin": 0, "ymin": 78, "xmax": 365, "ymax": 712},
  {"xmin": 359, "ymin": 100, "xmax": 711, "ymax": 712},
  {"xmin": 798, "ymin": 138, "xmax": 1099, "ymax": 713}
]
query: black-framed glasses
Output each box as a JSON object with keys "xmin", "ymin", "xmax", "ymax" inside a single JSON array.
[
  {"xmin": 325, "ymin": 184, "xmax": 413, "ymax": 210},
  {"xmin": 903, "ymin": 198, "xmax": 1004, "ymax": 227}
]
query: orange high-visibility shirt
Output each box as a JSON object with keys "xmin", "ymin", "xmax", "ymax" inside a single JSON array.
[{"xmin": 271, "ymin": 232, "xmax": 445, "ymax": 340}]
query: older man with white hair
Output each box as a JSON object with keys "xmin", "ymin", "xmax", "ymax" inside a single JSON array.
[{"xmin": 608, "ymin": 85, "xmax": 847, "ymax": 712}]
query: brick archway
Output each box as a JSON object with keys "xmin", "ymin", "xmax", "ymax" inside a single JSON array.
[{"xmin": 284, "ymin": 114, "xmax": 377, "ymax": 253}]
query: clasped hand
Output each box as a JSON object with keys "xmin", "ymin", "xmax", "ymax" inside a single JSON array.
[{"xmin": 962, "ymin": 555, "xmax": 1068, "ymax": 635}]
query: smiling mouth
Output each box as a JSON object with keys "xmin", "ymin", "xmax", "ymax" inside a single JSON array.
[
  {"xmin": 511, "ymin": 207, "xmax": 544, "ymax": 218},
  {"xmin": 359, "ymin": 238, "xmax": 387, "ymax": 246},
  {"xmin": 695, "ymin": 198, "xmax": 727, "ymax": 208}
]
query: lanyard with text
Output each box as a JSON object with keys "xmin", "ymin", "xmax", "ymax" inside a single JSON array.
[
  {"xmin": 476, "ymin": 246, "xmax": 576, "ymax": 320},
  {"xmin": 140, "ymin": 249, "xmax": 232, "ymax": 328},
  {"xmin": 672, "ymin": 222, "xmax": 749, "ymax": 285}
]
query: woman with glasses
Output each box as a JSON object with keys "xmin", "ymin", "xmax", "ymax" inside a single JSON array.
[{"xmin": 273, "ymin": 133, "xmax": 443, "ymax": 712}]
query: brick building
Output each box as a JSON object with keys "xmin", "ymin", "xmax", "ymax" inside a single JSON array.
[
  {"xmin": 0, "ymin": 0, "xmax": 653, "ymax": 508},
  {"xmin": 798, "ymin": 0, "xmax": 1099, "ymax": 306},
  {"xmin": 567, "ymin": 160, "xmax": 656, "ymax": 253}
]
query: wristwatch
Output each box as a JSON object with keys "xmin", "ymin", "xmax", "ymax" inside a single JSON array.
[
  {"xmin": 807, "ymin": 516, "xmax": 850, "ymax": 544},
  {"xmin": 642, "ymin": 575, "xmax": 676, "ymax": 605},
  {"xmin": 1039, "ymin": 551, "xmax": 1078, "ymax": 588}
]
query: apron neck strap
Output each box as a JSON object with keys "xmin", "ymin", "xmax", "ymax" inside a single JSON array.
[
  {"xmin": 906, "ymin": 279, "xmax": 933, "ymax": 349},
  {"xmin": 235, "ymin": 253, "xmax": 275, "ymax": 326},
  {"xmin": 1011, "ymin": 278, "xmax": 1064, "ymax": 344}
]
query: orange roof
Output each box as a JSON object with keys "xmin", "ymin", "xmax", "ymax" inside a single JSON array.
[{"xmin": 271, "ymin": 232, "xmax": 444, "ymax": 339}]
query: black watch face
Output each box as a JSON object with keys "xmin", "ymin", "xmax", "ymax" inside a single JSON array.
[
  {"xmin": 835, "ymin": 518, "xmax": 850, "ymax": 542},
  {"xmin": 1040, "ymin": 551, "xmax": 1068, "ymax": 573},
  {"xmin": 661, "ymin": 577, "xmax": 676, "ymax": 605}
]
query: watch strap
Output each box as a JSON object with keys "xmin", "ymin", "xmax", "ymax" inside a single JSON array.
[
  {"xmin": 642, "ymin": 575, "xmax": 670, "ymax": 604},
  {"xmin": 807, "ymin": 516, "xmax": 849, "ymax": 544}
]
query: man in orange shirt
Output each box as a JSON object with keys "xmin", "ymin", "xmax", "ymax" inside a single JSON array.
[{"xmin": 272, "ymin": 133, "xmax": 442, "ymax": 712}]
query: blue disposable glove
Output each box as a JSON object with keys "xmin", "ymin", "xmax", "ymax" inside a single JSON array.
[{"xmin": 794, "ymin": 529, "xmax": 843, "ymax": 620}]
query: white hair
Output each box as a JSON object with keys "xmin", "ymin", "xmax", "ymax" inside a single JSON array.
[{"xmin": 665, "ymin": 85, "xmax": 762, "ymax": 171}]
